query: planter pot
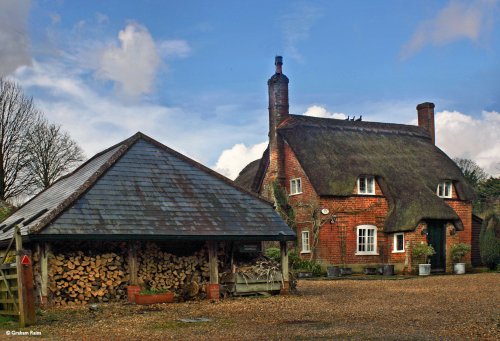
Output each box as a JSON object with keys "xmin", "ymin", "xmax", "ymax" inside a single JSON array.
[
  {"xmin": 363, "ymin": 267, "xmax": 378, "ymax": 275},
  {"xmin": 296, "ymin": 271, "xmax": 313, "ymax": 278},
  {"xmin": 135, "ymin": 292, "xmax": 174, "ymax": 305},
  {"xmin": 340, "ymin": 268, "xmax": 352, "ymax": 276},
  {"xmin": 327, "ymin": 266, "xmax": 340, "ymax": 278},
  {"xmin": 418, "ymin": 264, "xmax": 431, "ymax": 276},
  {"xmin": 382, "ymin": 264, "xmax": 395, "ymax": 276},
  {"xmin": 127, "ymin": 285, "xmax": 141, "ymax": 303},
  {"xmin": 206, "ymin": 283, "xmax": 220, "ymax": 300},
  {"xmin": 453, "ymin": 263, "xmax": 466, "ymax": 274}
]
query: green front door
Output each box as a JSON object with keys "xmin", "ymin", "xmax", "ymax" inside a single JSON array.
[{"xmin": 427, "ymin": 221, "xmax": 446, "ymax": 272}]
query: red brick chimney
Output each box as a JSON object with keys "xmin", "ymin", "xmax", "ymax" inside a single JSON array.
[
  {"xmin": 268, "ymin": 56, "xmax": 289, "ymax": 185},
  {"xmin": 417, "ymin": 102, "xmax": 435, "ymax": 144}
]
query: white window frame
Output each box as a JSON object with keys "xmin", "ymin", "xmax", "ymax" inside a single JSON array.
[
  {"xmin": 357, "ymin": 176, "xmax": 375, "ymax": 195},
  {"xmin": 290, "ymin": 178, "xmax": 302, "ymax": 195},
  {"xmin": 436, "ymin": 181, "xmax": 453, "ymax": 198},
  {"xmin": 393, "ymin": 233, "xmax": 405, "ymax": 253},
  {"xmin": 356, "ymin": 225, "xmax": 378, "ymax": 255},
  {"xmin": 301, "ymin": 230, "xmax": 310, "ymax": 253}
]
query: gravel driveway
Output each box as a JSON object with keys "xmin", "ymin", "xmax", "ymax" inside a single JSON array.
[{"xmin": 1, "ymin": 273, "xmax": 498, "ymax": 340}]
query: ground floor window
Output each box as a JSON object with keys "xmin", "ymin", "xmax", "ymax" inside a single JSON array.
[
  {"xmin": 393, "ymin": 233, "xmax": 405, "ymax": 253},
  {"xmin": 301, "ymin": 230, "xmax": 310, "ymax": 253},
  {"xmin": 356, "ymin": 225, "xmax": 377, "ymax": 255}
]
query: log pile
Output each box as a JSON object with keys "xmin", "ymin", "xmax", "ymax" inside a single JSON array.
[
  {"xmin": 137, "ymin": 243, "xmax": 210, "ymax": 297},
  {"xmin": 48, "ymin": 251, "xmax": 128, "ymax": 306}
]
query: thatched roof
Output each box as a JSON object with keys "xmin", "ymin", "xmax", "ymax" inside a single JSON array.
[{"xmin": 235, "ymin": 115, "xmax": 475, "ymax": 233}]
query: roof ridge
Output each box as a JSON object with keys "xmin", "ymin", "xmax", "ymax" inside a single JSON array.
[
  {"xmin": 28, "ymin": 133, "xmax": 142, "ymax": 234},
  {"xmin": 285, "ymin": 114, "xmax": 431, "ymax": 140}
]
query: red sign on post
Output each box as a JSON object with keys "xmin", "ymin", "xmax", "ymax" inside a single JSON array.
[{"xmin": 21, "ymin": 255, "xmax": 31, "ymax": 265}]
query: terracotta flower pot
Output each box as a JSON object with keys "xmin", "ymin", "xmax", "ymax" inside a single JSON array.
[
  {"xmin": 127, "ymin": 285, "xmax": 141, "ymax": 303},
  {"xmin": 135, "ymin": 292, "xmax": 174, "ymax": 305}
]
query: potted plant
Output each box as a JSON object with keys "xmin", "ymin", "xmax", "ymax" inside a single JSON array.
[
  {"xmin": 450, "ymin": 243, "xmax": 470, "ymax": 274},
  {"xmin": 412, "ymin": 242, "xmax": 435, "ymax": 276},
  {"xmin": 134, "ymin": 288, "xmax": 174, "ymax": 305},
  {"xmin": 338, "ymin": 226, "xmax": 352, "ymax": 276}
]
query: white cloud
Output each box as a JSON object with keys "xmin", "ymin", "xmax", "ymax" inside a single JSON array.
[
  {"xmin": 400, "ymin": 0, "xmax": 497, "ymax": 59},
  {"xmin": 0, "ymin": 0, "xmax": 32, "ymax": 76},
  {"xmin": 303, "ymin": 105, "xmax": 346, "ymax": 119},
  {"xmin": 214, "ymin": 142, "xmax": 267, "ymax": 180},
  {"xmin": 158, "ymin": 40, "xmax": 191, "ymax": 59},
  {"xmin": 435, "ymin": 110, "xmax": 500, "ymax": 176},
  {"xmin": 280, "ymin": 4, "xmax": 322, "ymax": 62},
  {"xmin": 98, "ymin": 23, "xmax": 161, "ymax": 97},
  {"xmin": 14, "ymin": 58, "xmax": 265, "ymax": 172}
]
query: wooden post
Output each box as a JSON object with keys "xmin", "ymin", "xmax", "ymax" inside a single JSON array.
[
  {"xmin": 128, "ymin": 242, "xmax": 138, "ymax": 286},
  {"xmin": 208, "ymin": 241, "xmax": 218, "ymax": 284},
  {"xmin": 15, "ymin": 227, "xmax": 35, "ymax": 327},
  {"xmin": 280, "ymin": 240, "xmax": 289, "ymax": 294},
  {"xmin": 39, "ymin": 243, "xmax": 49, "ymax": 305},
  {"xmin": 206, "ymin": 241, "xmax": 220, "ymax": 300}
]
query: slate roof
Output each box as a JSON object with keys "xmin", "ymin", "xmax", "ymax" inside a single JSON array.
[
  {"xmin": 0, "ymin": 133, "xmax": 295, "ymax": 243},
  {"xmin": 235, "ymin": 115, "xmax": 476, "ymax": 233}
]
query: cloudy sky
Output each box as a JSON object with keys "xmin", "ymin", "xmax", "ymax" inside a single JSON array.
[{"xmin": 1, "ymin": 0, "xmax": 499, "ymax": 178}]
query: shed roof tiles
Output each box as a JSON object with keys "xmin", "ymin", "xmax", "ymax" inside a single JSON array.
[{"xmin": 1, "ymin": 133, "xmax": 295, "ymax": 242}]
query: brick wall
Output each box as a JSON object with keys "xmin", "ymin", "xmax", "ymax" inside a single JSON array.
[{"xmin": 260, "ymin": 140, "xmax": 473, "ymax": 274}]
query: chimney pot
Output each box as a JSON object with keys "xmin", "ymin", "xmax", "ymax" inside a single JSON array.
[{"xmin": 275, "ymin": 56, "xmax": 283, "ymax": 74}]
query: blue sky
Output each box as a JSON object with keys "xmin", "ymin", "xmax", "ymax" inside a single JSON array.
[{"xmin": 1, "ymin": 0, "xmax": 499, "ymax": 177}]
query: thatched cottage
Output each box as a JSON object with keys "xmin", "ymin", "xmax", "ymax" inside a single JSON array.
[{"xmin": 236, "ymin": 57, "xmax": 475, "ymax": 274}]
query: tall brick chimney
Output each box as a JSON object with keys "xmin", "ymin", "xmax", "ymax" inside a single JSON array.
[
  {"xmin": 268, "ymin": 56, "xmax": 289, "ymax": 185},
  {"xmin": 417, "ymin": 102, "xmax": 435, "ymax": 144}
]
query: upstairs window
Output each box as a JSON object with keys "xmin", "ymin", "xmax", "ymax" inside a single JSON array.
[
  {"xmin": 393, "ymin": 233, "xmax": 405, "ymax": 253},
  {"xmin": 301, "ymin": 230, "xmax": 310, "ymax": 253},
  {"xmin": 437, "ymin": 181, "xmax": 452, "ymax": 198},
  {"xmin": 356, "ymin": 225, "xmax": 377, "ymax": 255},
  {"xmin": 358, "ymin": 176, "xmax": 375, "ymax": 195},
  {"xmin": 290, "ymin": 178, "xmax": 302, "ymax": 195}
]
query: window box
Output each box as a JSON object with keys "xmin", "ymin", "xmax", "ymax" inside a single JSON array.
[
  {"xmin": 135, "ymin": 291, "xmax": 174, "ymax": 305},
  {"xmin": 358, "ymin": 176, "xmax": 375, "ymax": 195}
]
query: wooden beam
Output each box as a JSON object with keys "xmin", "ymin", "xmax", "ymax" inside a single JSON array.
[
  {"xmin": 280, "ymin": 241, "xmax": 289, "ymax": 282},
  {"xmin": 207, "ymin": 241, "xmax": 218, "ymax": 284},
  {"xmin": 40, "ymin": 243, "xmax": 49, "ymax": 303},
  {"xmin": 128, "ymin": 242, "xmax": 138, "ymax": 285}
]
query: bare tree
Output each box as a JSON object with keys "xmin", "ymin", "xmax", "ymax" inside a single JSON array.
[
  {"xmin": 26, "ymin": 121, "xmax": 85, "ymax": 190},
  {"xmin": 453, "ymin": 158, "xmax": 489, "ymax": 188},
  {"xmin": 0, "ymin": 78, "xmax": 41, "ymax": 201}
]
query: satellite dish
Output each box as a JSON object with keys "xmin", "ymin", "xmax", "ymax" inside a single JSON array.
[{"xmin": 321, "ymin": 208, "xmax": 329, "ymax": 215}]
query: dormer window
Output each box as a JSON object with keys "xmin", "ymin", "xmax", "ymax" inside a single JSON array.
[
  {"xmin": 358, "ymin": 176, "xmax": 375, "ymax": 195},
  {"xmin": 290, "ymin": 178, "xmax": 302, "ymax": 195},
  {"xmin": 437, "ymin": 181, "xmax": 452, "ymax": 198}
]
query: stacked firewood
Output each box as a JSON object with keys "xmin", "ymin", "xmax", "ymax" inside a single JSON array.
[
  {"xmin": 137, "ymin": 243, "xmax": 210, "ymax": 297},
  {"xmin": 48, "ymin": 251, "xmax": 128, "ymax": 306}
]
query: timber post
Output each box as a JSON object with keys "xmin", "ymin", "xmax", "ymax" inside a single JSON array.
[
  {"xmin": 15, "ymin": 227, "xmax": 36, "ymax": 327},
  {"xmin": 206, "ymin": 240, "xmax": 220, "ymax": 299},
  {"xmin": 126, "ymin": 241, "xmax": 140, "ymax": 303},
  {"xmin": 39, "ymin": 242, "xmax": 50, "ymax": 305},
  {"xmin": 280, "ymin": 240, "xmax": 289, "ymax": 294}
]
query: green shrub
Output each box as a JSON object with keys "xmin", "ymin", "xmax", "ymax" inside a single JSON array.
[
  {"xmin": 265, "ymin": 247, "xmax": 281, "ymax": 262},
  {"xmin": 265, "ymin": 248, "xmax": 322, "ymax": 276},
  {"xmin": 412, "ymin": 242, "xmax": 435, "ymax": 264},
  {"xmin": 450, "ymin": 243, "xmax": 471, "ymax": 263},
  {"xmin": 480, "ymin": 213, "xmax": 500, "ymax": 270}
]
